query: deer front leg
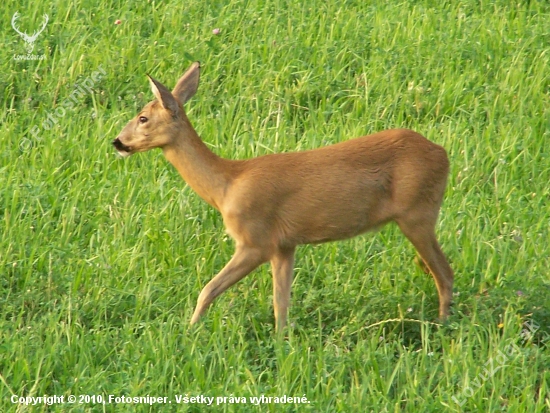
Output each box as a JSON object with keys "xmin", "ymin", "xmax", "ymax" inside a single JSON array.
[
  {"xmin": 190, "ymin": 245, "xmax": 267, "ymax": 325},
  {"xmin": 270, "ymin": 247, "xmax": 295, "ymax": 333}
]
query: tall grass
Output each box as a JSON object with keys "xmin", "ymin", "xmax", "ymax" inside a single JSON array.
[{"xmin": 1, "ymin": 0, "xmax": 549, "ymax": 411}]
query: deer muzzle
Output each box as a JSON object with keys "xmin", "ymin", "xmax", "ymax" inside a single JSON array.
[{"xmin": 112, "ymin": 138, "xmax": 132, "ymax": 155}]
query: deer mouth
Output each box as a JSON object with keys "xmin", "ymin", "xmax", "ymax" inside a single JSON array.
[{"xmin": 112, "ymin": 138, "xmax": 132, "ymax": 156}]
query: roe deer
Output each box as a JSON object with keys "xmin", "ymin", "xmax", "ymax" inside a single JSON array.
[{"xmin": 113, "ymin": 62, "xmax": 454, "ymax": 332}]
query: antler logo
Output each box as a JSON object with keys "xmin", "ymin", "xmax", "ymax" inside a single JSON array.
[{"xmin": 11, "ymin": 12, "xmax": 49, "ymax": 55}]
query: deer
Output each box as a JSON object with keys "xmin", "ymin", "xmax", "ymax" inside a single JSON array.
[{"xmin": 113, "ymin": 62, "xmax": 454, "ymax": 333}]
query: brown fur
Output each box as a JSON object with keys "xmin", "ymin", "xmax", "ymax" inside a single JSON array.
[{"xmin": 113, "ymin": 62, "xmax": 454, "ymax": 332}]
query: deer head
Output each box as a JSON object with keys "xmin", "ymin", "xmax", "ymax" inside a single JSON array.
[
  {"xmin": 11, "ymin": 12, "xmax": 49, "ymax": 55},
  {"xmin": 113, "ymin": 62, "xmax": 201, "ymax": 156}
]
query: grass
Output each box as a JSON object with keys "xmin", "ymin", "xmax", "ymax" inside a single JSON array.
[{"xmin": 1, "ymin": 0, "xmax": 549, "ymax": 411}]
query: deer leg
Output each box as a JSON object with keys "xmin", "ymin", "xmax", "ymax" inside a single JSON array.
[
  {"xmin": 414, "ymin": 255, "xmax": 431, "ymax": 274},
  {"xmin": 397, "ymin": 218, "xmax": 454, "ymax": 320},
  {"xmin": 190, "ymin": 245, "xmax": 267, "ymax": 325},
  {"xmin": 270, "ymin": 247, "xmax": 295, "ymax": 333}
]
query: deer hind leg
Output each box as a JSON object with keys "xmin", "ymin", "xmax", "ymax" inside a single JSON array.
[
  {"xmin": 190, "ymin": 245, "xmax": 267, "ymax": 325},
  {"xmin": 397, "ymin": 215, "xmax": 454, "ymax": 320},
  {"xmin": 270, "ymin": 246, "xmax": 296, "ymax": 333},
  {"xmin": 414, "ymin": 255, "xmax": 431, "ymax": 274}
]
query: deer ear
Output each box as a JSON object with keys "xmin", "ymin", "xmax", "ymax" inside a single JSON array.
[
  {"xmin": 172, "ymin": 62, "xmax": 201, "ymax": 105},
  {"xmin": 148, "ymin": 75, "xmax": 179, "ymax": 113}
]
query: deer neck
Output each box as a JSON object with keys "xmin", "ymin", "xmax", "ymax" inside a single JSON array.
[{"xmin": 162, "ymin": 119, "xmax": 233, "ymax": 211}]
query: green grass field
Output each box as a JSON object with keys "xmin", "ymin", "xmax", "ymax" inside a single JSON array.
[{"xmin": 1, "ymin": 0, "xmax": 549, "ymax": 411}]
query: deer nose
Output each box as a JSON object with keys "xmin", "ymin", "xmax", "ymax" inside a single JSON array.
[{"xmin": 112, "ymin": 137, "xmax": 125, "ymax": 151}]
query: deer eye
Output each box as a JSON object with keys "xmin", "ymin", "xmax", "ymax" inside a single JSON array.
[{"xmin": 138, "ymin": 116, "xmax": 148, "ymax": 124}]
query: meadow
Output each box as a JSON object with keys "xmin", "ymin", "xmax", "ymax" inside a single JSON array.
[{"xmin": 1, "ymin": 0, "xmax": 549, "ymax": 411}]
